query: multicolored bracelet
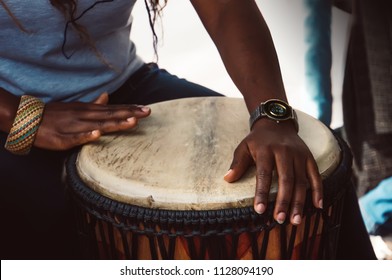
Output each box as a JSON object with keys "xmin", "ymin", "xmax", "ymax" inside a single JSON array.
[{"xmin": 4, "ymin": 95, "xmax": 45, "ymax": 155}]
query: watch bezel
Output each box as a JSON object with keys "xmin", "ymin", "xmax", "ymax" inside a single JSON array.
[
  {"xmin": 263, "ymin": 99, "xmax": 293, "ymax": 121},
  {"xmin": 249, "ymin": 99, "xmax": 298, "ymax": 132}
]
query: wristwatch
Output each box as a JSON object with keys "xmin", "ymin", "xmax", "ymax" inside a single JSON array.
[{"xmin": 249, "ymin": 99, "xmax": 298, "ymax": 131}]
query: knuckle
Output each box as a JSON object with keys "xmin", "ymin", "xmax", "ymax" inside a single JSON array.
[
  {"xmin": 117, "ymin": 119, "xmax": 125, "ymax": 126},
  {"xmin": 312, "ymin": 188, "xmax": 323, "ymax": 196},
  {"xmin": 121, "ymin": 119, "xmax": 136, "ymax": 128},
  {"xmin": 256, "ymin": 169, "xmax": 273, "ymax": 180},
  {"xmin": 106, "ymin": 109, "xmax": 115, "ymax": 117},
  {"xmin": 233, "ymin": 141, "xmax": 247, "ymax": 156},
  {"xmin": 233, "ymin": 145, "xmax": 241, "ymax": 156},
  {"xmin": 56, "ymin": 138, "xmax": 72, "ymax": 150},
  {"xmin": 97, "ymin": 120, "xmax": 105, "ymax": 128},
  {"xmin": 231, "ymin": 142, "xmax": 252, "ymax": 168},
  {"xmin": 276, "ymin": 199, "xmax": 291, "ymax": 209},
  {"xmin": 279, "ymin": 174, "xmax": 295, "ymax": 185},
  {"xmin": 295, "ymin": 181, "xmax": 308, "ymax": 190},
  {"xmin": 255, "ymin": 190, "xmax": 269, "ymax": 201},
  {"xmin": 278, "ymin": 143, "xmax": 291, "ymax": 153},
  {"xmin": 291, "ymin": 201, "xmax": 304, "ymax": 212}
]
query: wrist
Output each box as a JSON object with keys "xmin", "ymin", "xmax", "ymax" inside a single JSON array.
[
  {"xmin": 0, "ymin": 89, "xmax": 20, "ymax": 133},
  {"xmin": 4, "ymin": 95, "xmax": 45, "ymax": 155},
  {"xmin": 249, "ymin": 99, "xmax": 298, "ymax": 132},
  {"xmin": 251, "ymin": 115, "xmax": 299, "ymax": 133}
]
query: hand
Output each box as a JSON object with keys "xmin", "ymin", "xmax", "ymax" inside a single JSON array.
[
  {"xmin": 224, "ymin": 118, "xmax": 323, "ymax": 225},
  {"xmin": 34, "ymin": 93, "xmax": 151, "ymax": 150}
]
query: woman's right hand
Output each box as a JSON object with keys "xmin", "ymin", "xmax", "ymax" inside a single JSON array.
[{"xmin": 34, "ymin": 93, "xmax": 151, "ymax": 150}]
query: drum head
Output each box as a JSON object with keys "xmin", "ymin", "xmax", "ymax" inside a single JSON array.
[{"xmin": 76, "ymin": 97, "xmax": 341, "ymax": 210}]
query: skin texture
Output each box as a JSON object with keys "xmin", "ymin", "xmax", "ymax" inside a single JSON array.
[
  {"xmin": 190, "ymin": 0, "xmax": 323, "ymax": 224},
  {"xmin": 0, "ymin": 90, "xmax": 151, "ymax": 150},
  {"xmin": 0, "ymin": 0, "xmax": 322, "ymax": 226},
  {"xmin": 34, "ymin": 93, "xmax": 150, "ymax": 150}
]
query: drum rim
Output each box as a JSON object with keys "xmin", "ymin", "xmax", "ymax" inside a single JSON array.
[
  {"xmin": 75, "ymin": 97, "xmax": 343, "ymax": 210},
  {"xmin": 67, "ymin": 149, "xmax": 272, "ymax": 227},
  {"xmin": 65, "ymin": 131, "xmax": 351, "ymax": 225}
]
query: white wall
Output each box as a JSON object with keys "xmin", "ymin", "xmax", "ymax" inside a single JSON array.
[{"xmin": 131, "ymin": 0, "xmax": 351, "ymax": 128}]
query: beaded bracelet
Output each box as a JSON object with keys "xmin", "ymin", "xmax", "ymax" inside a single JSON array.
[{"xmin": 4, "ymin": 95, "xmax": 45, "ymax": 155}]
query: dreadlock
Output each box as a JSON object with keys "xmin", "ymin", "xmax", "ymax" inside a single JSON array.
[
  {"xmin": 143, "ymin": 0, "xmax": 167, "ymax": 60},
  {"xmin": 1, "ymin": 0, "xmax": 167, "ymax": 64}
]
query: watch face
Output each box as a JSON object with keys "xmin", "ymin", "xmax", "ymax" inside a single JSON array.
[{"xmin": 265, "ymin": 100, "xmax": 291, "ymax": 120}]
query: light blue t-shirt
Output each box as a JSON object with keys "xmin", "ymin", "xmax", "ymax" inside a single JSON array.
[{"xmin": 0, "ymin": 0, "xmax": 144, "ymax": 103}]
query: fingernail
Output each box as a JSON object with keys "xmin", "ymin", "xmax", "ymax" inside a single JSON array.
[
  {"xmin": 91, "ymin": 130, "xmax": 100, "ymax": 137},
  {"xmin": 127, "ymin": 117, "xmax": 136, "ymax": 123},
  {"xmin": 255, "ymin": 203, "xmax": 266, "ymax": 214},
  {"xmin": 319, "ymin": 199, "xmax": 323, "ymax": 209},
  {"xmin": 141, "ymin": 106, "xmax": 150, "ymax": 113},
  {"xmin": 276, "ymin": 212, "xmax": 286, "ymax": 224},
  {"xmin": 224, "ymin": 169, "xmax": 233, "ymax": 178},
  {"xmin": 292, "ymin": 214, "xmax": 302, "ymax": 225}
]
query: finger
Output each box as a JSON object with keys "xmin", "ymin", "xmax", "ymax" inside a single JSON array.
[
  {"xmin": 63, "ymin": 117, "xmax": 138, "ymax": 134},
  {"xmin": 54, "ymin": 130, "xmax": 102, "ymax": 150},
  {"xmin": 137, "ymin": 105, "xmax": 151, "ymax": 117},
  {"xmin": 306, "ymin": 157, "xmax": 323, "ymax": 209},
  {"xmin": 77, "ymin": 105, "xmax": 151, "ymax": 121},
  {"xmin": 290, "ymin": 159, "xmax": 308, "ymax": 225},
  {"xmin": 93, "ymin": 93, "xmax": 109, "ymax": 105},
  {"xmin": 64, "ymin": 100, "xmax": 149, "ymax": 115},
  {"xmin": 273, "ymin": 152, "xmax": 295, "ymax": 224},
  {"xmin": 224, "ymin": 140, "xmax": 253, "ymax": 183},
  {"xmin": 253, "ymin": 151, "xmax": 274, "ymax": 215},
  {"xmin": 94, "ymin": 117, "xmax": 138, "ymax": 134},
  {"xmin": 79, "ymin": 129, "xmax": 101, "ymax": 144}
]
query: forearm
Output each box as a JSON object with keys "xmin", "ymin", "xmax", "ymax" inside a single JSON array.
[
  {"xmin": 0, "ymin": 88, "xmax": 20, "ymax": 133},
  {"xmin": 191, "ymin": 0, "xmax": 287, "ymax": 112}
]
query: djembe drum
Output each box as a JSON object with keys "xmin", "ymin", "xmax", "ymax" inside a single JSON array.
[{"xmin": 65, "ymin": 97, "xmax": 351, "ymax": 259}]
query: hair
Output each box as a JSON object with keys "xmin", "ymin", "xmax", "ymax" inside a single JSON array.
[
  {"xmin": 144, "ymin": 0, "xmax": 167, "ymax": 59},
  {"xmin": 0, "ymin": 0, "xmax": 167, "ymax": 64}
]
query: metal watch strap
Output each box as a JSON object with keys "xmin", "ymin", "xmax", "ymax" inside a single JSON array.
[
  {"xmin": 249, "ymin": 100, "xmax": 299, "ymax": 132},
  {"xmin": 249, "ymin": 105, "xmax": 264, "ymax": 129}
]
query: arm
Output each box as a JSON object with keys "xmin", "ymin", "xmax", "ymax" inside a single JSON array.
[
  {"xmin": 0, "ymin": 88, "xmax": 20, "ymax": 133},
  {"xmin": 190, "ymin": 0, "xmax": 323, "ymax": 225},
  {"xmin": 0, "ymin": 88, "xmax": 150, "ymax": 151},
  {"xmin": 190, "ymin": 0, "xmax": 286, "ymax": 111}
]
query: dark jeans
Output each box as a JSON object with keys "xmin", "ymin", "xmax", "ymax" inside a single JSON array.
[
  {"xmin": 0, "ymin": 63, "xmax": 375, "ymax": 259},
  {"xmin": 0, "ymin": 63, "xmax": 222, "ymax": 259}
]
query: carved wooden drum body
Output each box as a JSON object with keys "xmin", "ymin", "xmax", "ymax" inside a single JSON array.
[{"xmin": 66, "ymin": 97, "xmax": 351, "ymax": 259}]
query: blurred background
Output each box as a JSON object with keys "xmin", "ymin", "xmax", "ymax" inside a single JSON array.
[{"xmin": 131, "ymin": 0, "xmax": 351, "ymax": 129}]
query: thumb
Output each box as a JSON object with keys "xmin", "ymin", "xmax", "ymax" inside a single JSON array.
[
  {"xmin": 93, "ymin": 92, "xmax": 109, "ymax": 105},
  {"xmin": 224, "ymin": 141, "xmax": 253, "ymax": 183}
]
